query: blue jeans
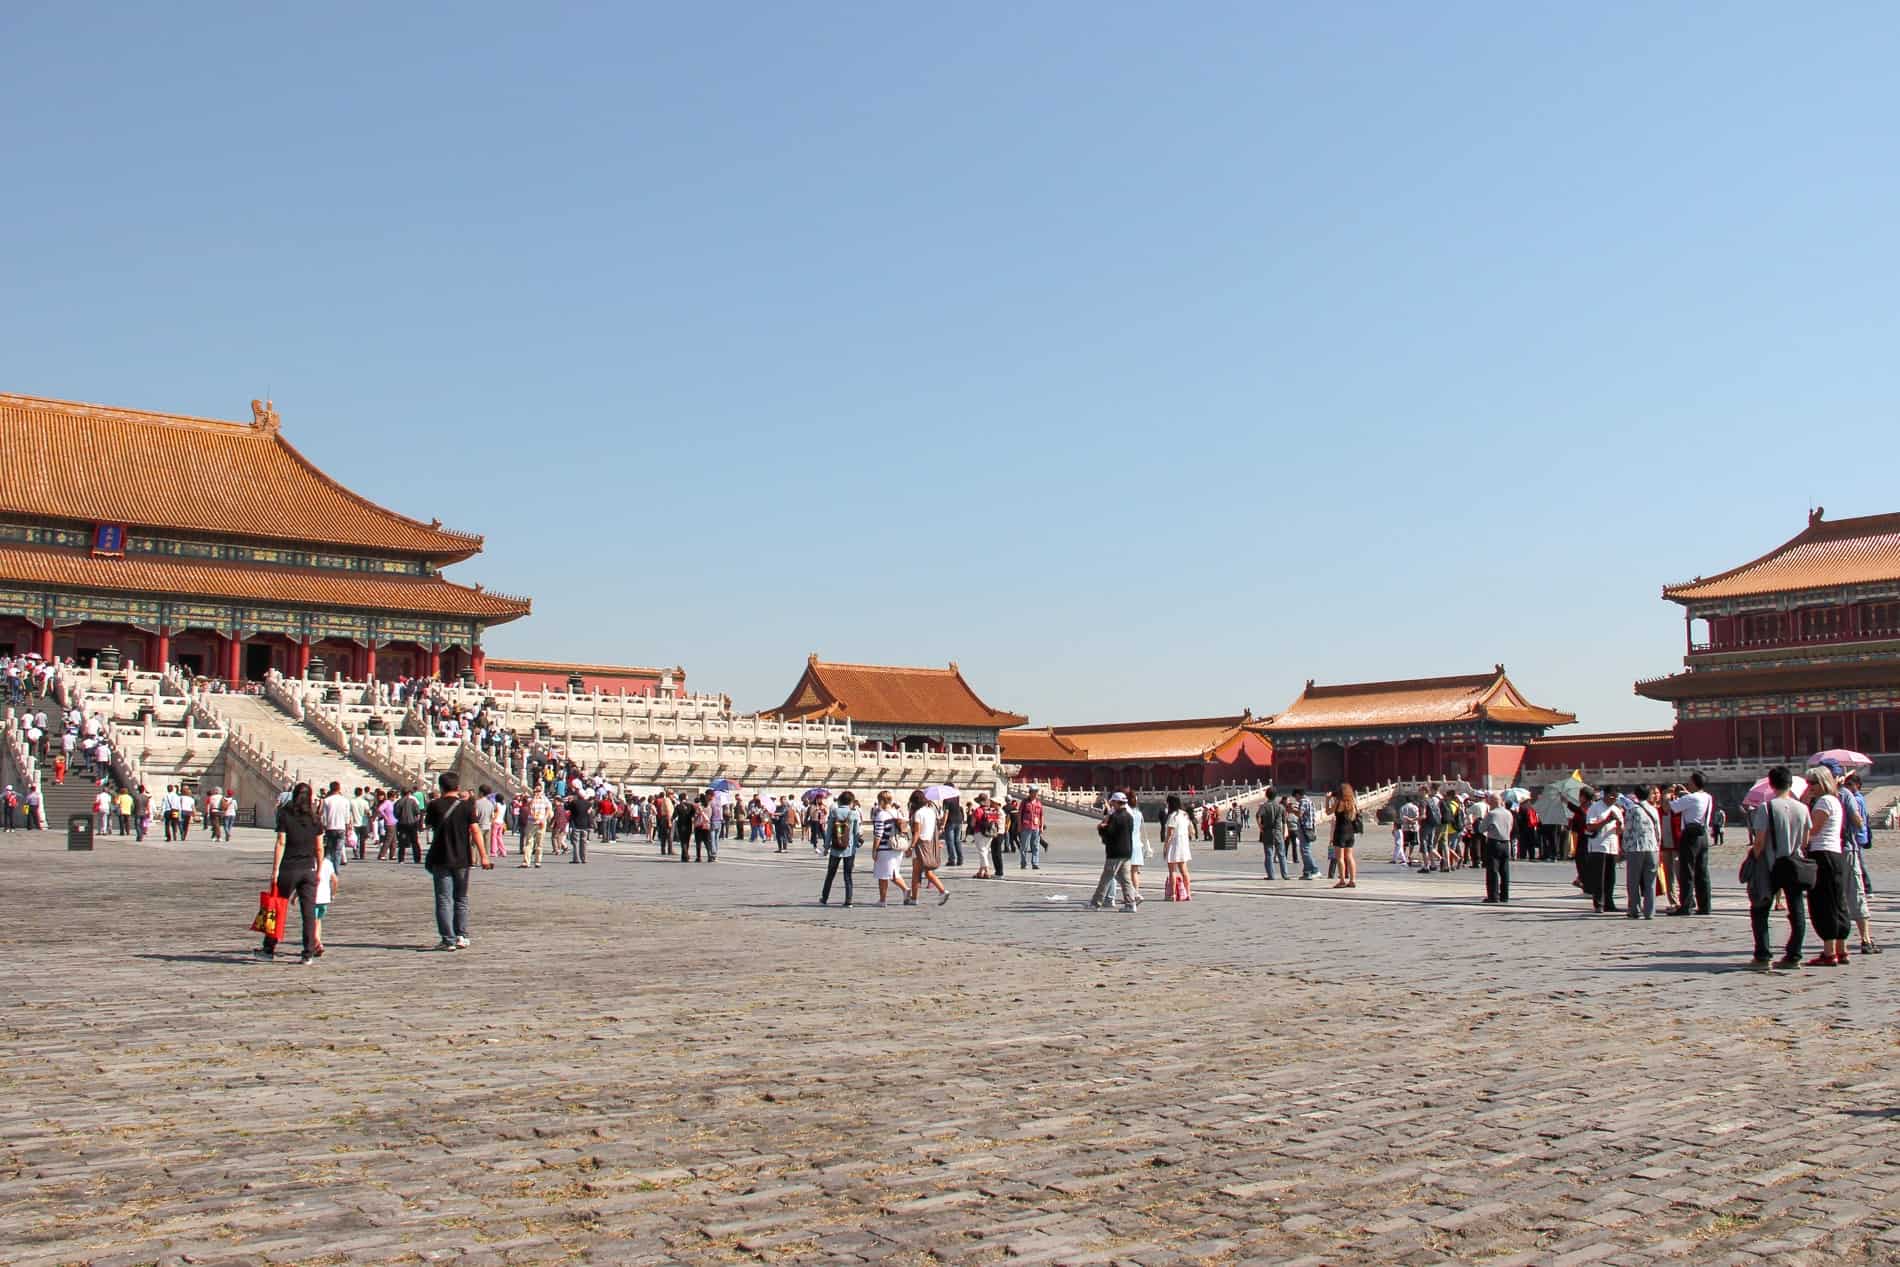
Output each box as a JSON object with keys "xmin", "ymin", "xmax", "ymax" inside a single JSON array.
[
  {"xmin": 324, "ymin": 828, "xmax": 348, "ymax": 869},
  {"xmin": 1019, "ymin": 828, "xmax": 1041, "ymax": 869},
  {"xmin": 1265, "ymin": 838, "xmax": 1289, "ymax": 878},
  {"xmin": 943, "ymin": 823, "xmax": 963, "ymax": 867},
  {"xmin": 1297, "ymin": 831, "xmax": 1318, "ymax": 877},
  {"xmin": 431, "ymin": 867, "xmax": 469, "ymax": 942}
]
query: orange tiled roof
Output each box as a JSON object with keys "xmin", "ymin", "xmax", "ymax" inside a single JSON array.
[
  {"xmin": 1663, "ymin": 510, "xmax": 1900, "ymax": 601},
  {"xmin": 1268, "ymin": 667, "xmax": 1575, "ymax": 731},
  {"xmin": 0, "ymin": 393, "xmax": 484, "ymax": 561},
  {"xmin": 0, "ymin": 542, "xmax": 530, "ymax": 622},
  {"xmin": 1636, "ymin": 661, "xmax": 1899, "ymax": 702},
  {"xmin": 1526, "ymin": 730, "xmax": 1675, "ymax": 749},
  {"xmin": 998, "ymin": 727, "xmax": 1090, "ymax": 763},
  {"xmin": 772, "ymin": 657, "xmax": 1027, "ymax": 728},
  {"xmin": 1040, "ymin": 715, "xmax": 1263, "ymax": 762}
]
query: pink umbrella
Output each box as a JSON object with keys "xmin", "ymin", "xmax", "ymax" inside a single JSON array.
[
  {"xmin": 1742, "ymin": 774, "xmax": 1808, "ymax": 809},
  {"xmin": 1808, "ymin": 748, "xmax": 1872, "ymax": 769}
]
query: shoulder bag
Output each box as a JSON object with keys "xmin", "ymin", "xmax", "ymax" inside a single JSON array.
[{"xmin": 1767, "ymin": 804, "xmax": 1817, "ymax": 892}]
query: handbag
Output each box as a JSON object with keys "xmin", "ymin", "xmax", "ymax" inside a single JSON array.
[
  {"xmin": 914, "ymin": 838, "xmax": 943, "ymax": 871},
  {"xmin": 251, "ymin": 887, "xmax": 289, "ymax": 938},
  {"xmin": 1764, "ymin": 805, "xmax": 1818, "ymax": 891}
]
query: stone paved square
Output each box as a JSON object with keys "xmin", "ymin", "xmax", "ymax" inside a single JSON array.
[{"xmin": 3, "ymin": 818, "xmax": 1897, "ymax": 1266}]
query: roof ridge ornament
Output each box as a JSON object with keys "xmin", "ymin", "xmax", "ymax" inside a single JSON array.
[
  {"xmin": 1810, "ymin": 506, "xmax": 1825, "ymax": 527},
  {"xmin": 249, "ymin": 398, "xmax": 280, "ymax": 433}
]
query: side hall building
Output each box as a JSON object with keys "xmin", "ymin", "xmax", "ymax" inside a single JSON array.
[
  {"xmin": 1267, "ymin": 667, "xmax": 1575, "ymax": 791},
  {"xmin": 1635, "ymin": 509, "xmax": 1900, "ymax": 762},
  {"xmin": 768, "ymin": 656, "xmax": 1026, "ymax": 755},
  {"xmin": 0, "ymin": 392, "xmax": 530, "ymax": 682},
  {"xmin": 1001, "ymin": 715, "xmax": 1272, "ymax": 792}
]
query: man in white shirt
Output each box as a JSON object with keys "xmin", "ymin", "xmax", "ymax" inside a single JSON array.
[
  {"xmin": 523, "ymin": 788, "xmax": 552, "ymax": 868},
  {"xmin": 176, "ymin": 788, "xmax": 196, "ymax": 840},
  {"xmin": 1584, "ymin": 786, "xmax": 1624, "ymax": 915},
  {"xmin": 320, "ymin": 781, "xmax": 352, "ymax": 870},
  {"xmin": 1666, "ymin": 771, "xmax": 1715, "ymax": 917},
  {"xmin": 1480, "ymin": 793, "xmax": 1515, "ymax": 904}
]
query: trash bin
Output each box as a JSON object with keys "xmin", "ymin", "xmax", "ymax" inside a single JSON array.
[
  {"xmin": 67, "ymin": 813, "xmax": 94, "ymax": 851},
  {"xmin": 1213, "ymin": 822, "xmax": 1237, "ymax": 850}
]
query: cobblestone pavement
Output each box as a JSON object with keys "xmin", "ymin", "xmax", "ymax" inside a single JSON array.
[{"xmin": 3, "ymin": 821, "xmax": 1898, "ymax": 1266}]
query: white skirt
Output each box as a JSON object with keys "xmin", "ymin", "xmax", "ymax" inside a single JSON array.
[
  {"xmin": 873, "ymin": 850, "xmax": 904, "ymax": 880},
  {"xmin": 1165, "ymin": 841, "xmax": 1191, "ymax": 864}
]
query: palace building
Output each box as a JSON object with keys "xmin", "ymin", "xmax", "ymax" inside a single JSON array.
[
  {"xmin": 767, "ymin": 656, "xmax": 1026, "ymax": 755},
  {"xmin": 1001, "ymin": 715, "xmax": 1272, "ymax": 792},
  {"xmin": 0, "ymin": 392, "xmax": 530, "ymax": 682},
  {"xmin": 1266, "ymin": 667, "xmax": 1575, "ymax": 791},
  {"xmin": 1634, "ymin": 509, "xmax": 1900, "ymax": 762}
]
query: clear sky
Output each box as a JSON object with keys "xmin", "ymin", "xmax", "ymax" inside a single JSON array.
[{"xmin": 3, "ymin": 3, "xmax": 1895, "ymax": 729}]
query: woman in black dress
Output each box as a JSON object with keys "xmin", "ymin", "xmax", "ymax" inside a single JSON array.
[{"xmin": 257, "ymin": 782, "xmax": 323, "ymax": 963}]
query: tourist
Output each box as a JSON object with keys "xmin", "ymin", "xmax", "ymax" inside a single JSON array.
[
  {"xmin": 1584, "ymin": 786, "xmax": 1623, "ymax": 913},
  {"xmin": 394, "ymin": 787, "xmax": 423, "ymax": 863},
  {"xmin": 1163, "ymin": 794, "xmax": 1194, "ymax": 900},
  {"xmin": 819, "ymin": 791, "xmax": 860, "ymax": 907},
  {"xmin": 222, "ymin": 789, "xmax": 238, "ymax": 840},
  {"xmin": 1621, "ymin": 785, "xmax": 1662, "ymax": 919},
  {"xmin": 1745, "ymin": 765, "xmax": 1809, "ymax": 969},
  {"xmin": 1124, "ymin": 790, "xmax": 1147, "ymax": 900},
  {"xmin": 1, "ymin": 785, "xmax": 14, "ymax": 832},
  {"xmin": 550, "ymin": 793, "xmax": 570, "ymax": 856},
  {"xmin": 1294, "ymin": 788, "xmax": 1319, "ymax": 879},
  {"xmin": 522, "ymin": 786, "xmax": 550, "ymax": 867},
  {"xmin": 1480, "ymin": 792, "xmax": 1514, "ymax": 904},
  {"xmin": 870, "ymin": 790, "xmax": 911, "ymax": 905},
  {"xmin": 967, "ymin": 793, "xmax": 992, "ymax": 878},
  {"xmin": 672, "ymin": 794, "xmax": 696, "ymax": 862},
  {"xmin": 92, "ymin": 785, "xmax": 111, "ymax": 836},
  {"xmin": 176, "ymin": 785, "xmax": 196, "ymax": 840},
  {"xmin": 256, "ymin": 781, "xmax": 323, "ymax": 964},
  {"xmin": 1019, "ymin": 788, "xmax": 1044, "ymax": 871},
  {"xmin": 319, "ymin": 781, "xmax": 350, "ymax": 870},
  {"xmin": 1841, "ymin": 771, "xmax": 1880, "ymax": 955},
  {"xmin": 804, "ymin": 794, "xmax": 827, "ymax": 851},
  {"xmin": 115, "ymin": 785, "xmax": 134, "ymax": 838},
  {"xmin": 1803, "ymin": 764, "xmax": 1850, "ymax": 967},
  {"xmin": 311, "ymin": 842, "xmax": 339, "ymax": 956},
  {"xmin": 1258, "ymin": 794, "xmax": 1288, "ymax": 879},
  {"xmin": 473, "ymin": 785, "xmax": 497, "ymax": 865},
  {"xmin": 942, "ymin": 795, "xmax": 965, "ymax": 869},
  {"xmin": 566, "ymin": 785, "xmax": 592, "ymax": 864},
  {"xmin": 132, "ymin": 784, "xmax": 150, "ymax": 842},
  {"xmin": 1667, "ymin": 773, "xmax": 1715, "ymax": 916},
  {"xmin": 488, "ymin": 790, "xmax": 508, "ymax": 858},
  {"xmin": 907, "ymin": 789, "xmax": 949, "ymax": 905},
  {"xmin": 1088, "ymin": 792, "xmax": 1138, "ymax": 912},
  {"xmin": 693, "ymin": 793, "xmax": 716, "ymax": 861},
  {"xmin": 1328, "ymin": 783, "xmax": 1360, "ymax": 889},
  {"xmin": 424, "ymin": 770, "xmax": 490, "ymax": 951},
  {"xmin": 1565, "ymin": 787, "xmax": 1593, "ymax": 898},
  {"xmin": 203, "ymin": 787, "xmax": 221, "ymax": 840},
  {"xmin": 1513, "ymin": 796, "xmax": 1539, "ymax": 863}
]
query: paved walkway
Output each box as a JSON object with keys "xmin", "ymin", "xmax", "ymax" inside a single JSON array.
[{"xmin": 3, "ymin": 820, "xmax": 1897, "ymax": 1266}]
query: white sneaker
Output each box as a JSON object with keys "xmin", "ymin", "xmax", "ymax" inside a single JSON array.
[{"xmin": 454, "ymin": 935, "xmax": 470, "ymax": 949}]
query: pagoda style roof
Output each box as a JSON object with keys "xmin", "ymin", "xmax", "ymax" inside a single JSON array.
[
  {"xmin": 0, "ymin": 393, "xmax": 485, "ymax": 562},
  {"xmin": 1005, "ymin": 714, "xmax": 1266, "ymax": 763},
  {"xmin": 484, "ymin": 657, "xmax": 674, "ymax": 678},
  {"xmin": 998, "ymin": 727, "xmax": 1090, "ymax": 763},
  {"xmin": 1662, "ymin": 509, "xmax": 1900, "ymax": 603},
  {"xmin": 0, "ymin": 542, "xmax": 529, "ymax": 622},
  {"xmin": 770, "ymin": 657, "xmax": 1027, "ymax": 729},
  {"xmin": 1268, "ymin": 667, "xmax": 1575, "ymax": 732},
  {"xmin": 1636, "ymin": 661, "xmax": 1899, "ymax": 702}
]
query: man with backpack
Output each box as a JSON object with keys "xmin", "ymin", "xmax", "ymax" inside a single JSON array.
[
  {"xmin": 820, "ymin": 791, "xmax": 861, "ymax": 906},
  {"xmin": 394, "ymin": 785, "xmax": 424, "ymax": 863}
]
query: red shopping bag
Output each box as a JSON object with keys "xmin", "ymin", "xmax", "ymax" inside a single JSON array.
[{"xmin": 250, "ymin": 889, "xmax": 289, "ymax": 938}]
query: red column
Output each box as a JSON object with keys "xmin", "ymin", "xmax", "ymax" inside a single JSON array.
[
  {"xmin": 428, "ymin": 645, "xmax": 442, "ymax": 679},
  {"xmin": 155, "ymin": 626, "xmax": 171, "ymax": 672},
  {"xmin": 296, "ymin": 636, "xmax": 311, "ymax": 677},
  {"xmin": 227, "ymin": 634, "xmax": 243, "ymax": 683},
  {"xmin": 471, "ymin": 647, "xmax": 485, "ymax": 682},
  {"xmin": 37, "ymin": 623, "xmax": 52, "ymax": 660}
]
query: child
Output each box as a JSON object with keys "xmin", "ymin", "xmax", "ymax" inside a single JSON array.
[{"xmin": 312, "ymin": 851, "xmax": 339, "ymax": 958}]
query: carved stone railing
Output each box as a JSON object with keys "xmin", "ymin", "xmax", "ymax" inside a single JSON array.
[
  {"xmin": 263, "ymin": 671, "xmax": 306, "ymax": 722},
  {"xmin": 2, "ymin": 710, "xmax": 43, "ymax": 795},
  {"xmin": 350, "ymin": 729, "xmax": 425, "ymax": 791},
  {"xmin": 457, "ymin": 741, "xmax": 527, "ymax": 797}
]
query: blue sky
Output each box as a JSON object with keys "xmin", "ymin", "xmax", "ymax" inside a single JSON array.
[{"xmin": 3, "ymin": 3, "xmax": 1896, "ymax": 729}]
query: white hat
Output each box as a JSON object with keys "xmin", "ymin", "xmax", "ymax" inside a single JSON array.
[{"xmin": 1109, "ymin": 792, "xmax": 1128, "ymax": 804}]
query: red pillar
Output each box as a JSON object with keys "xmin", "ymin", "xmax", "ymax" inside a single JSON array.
[
  {"xmin": 37, "ymin": 622, "xmax": 52, "ymax": 660},
  {"xmin": 226, "ymin": 633, "xmax": 243, "ymax": 683},
  {"xmin": 155, "ymin": 626, "xmax": 171, "ymax": 672},
  {"xmin": 363, "ymin": 642, "xmax": 377, "ymax": 682},
  {"xmin": 428, "ymin": 645, "xmax": 442, "ymax": 679},
  {"xmin": 296, "ymin": 636, "xmax": 311, "ymax": 677},
  {"xmin": 471, "ymin": 646, "xmax": 485, "ymax": 683}
]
